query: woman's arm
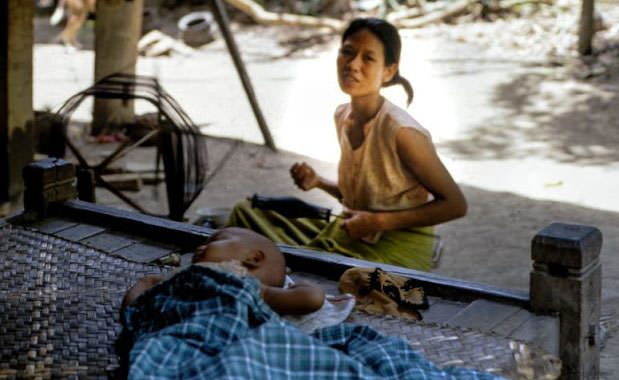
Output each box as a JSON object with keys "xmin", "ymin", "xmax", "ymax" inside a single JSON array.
[
  {"xmin": 341, "ymin": 127, "xmax": 467, "ymax": 238},
  {"xmin": 260, "ymin": 282, "xmax": 325, "ymax": 315},
  {"xmin": 290, "ymin": 162, "xmax": 342, "ymax": 201}
]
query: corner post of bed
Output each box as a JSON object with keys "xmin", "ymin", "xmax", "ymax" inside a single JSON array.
[
  {"xmin": 530, "ymin": 222, "xmax": 602, "ymax": 380},
  {"xmin": 21, "ymin": 157, "xmax": 77, "ymax": 219}
]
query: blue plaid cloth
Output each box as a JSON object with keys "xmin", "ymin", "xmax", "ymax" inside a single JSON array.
[{"xmin": 124, "ymin": 265, "xmax": 504, "ymax": 380}]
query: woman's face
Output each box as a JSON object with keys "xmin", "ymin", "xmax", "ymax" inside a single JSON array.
[{"xmin": 337, "ymin": 28, "xmax": 397, "ymax": 98}]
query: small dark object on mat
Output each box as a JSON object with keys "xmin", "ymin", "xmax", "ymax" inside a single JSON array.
[{"xmin": 339, "ymin": 267, "xmax": 428, "ymax": 321}]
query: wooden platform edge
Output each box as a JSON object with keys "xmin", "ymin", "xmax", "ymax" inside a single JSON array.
[
  {"xmin": 8, "ymin": 198, "xmax": 530, "ymax": 307},
  {"xmin": 280, "ymin": 244, "xmax": 530, "ymax": 307},
  {"xmin": 13, "ymin": 199, "xmax": 214, "ymax": 250}
]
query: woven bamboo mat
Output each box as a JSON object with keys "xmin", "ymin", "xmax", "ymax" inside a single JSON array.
[
  {"xmin": 0, "ymin": 225, "xmax": 166, "ymax": 379},
  {"xmin": 348, "ymin": 312, "xmax": 561, "ymax": 379},
  {"xmin": 0, "ymin": 224, "xmax": 560, "ymax": 379}
]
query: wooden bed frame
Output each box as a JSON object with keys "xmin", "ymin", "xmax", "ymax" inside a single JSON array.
[{"xmin": 9, "ymin": 157, "xmax": 603, "ymax": 380}]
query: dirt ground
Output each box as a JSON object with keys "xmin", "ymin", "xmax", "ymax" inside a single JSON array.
[{"xmin": 32, "ymin": 1, "xmax": 619, "ymax": 377}]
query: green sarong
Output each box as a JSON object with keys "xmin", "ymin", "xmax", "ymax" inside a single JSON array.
[{"xmin": 226, "ymin": 200, "xmax": 434, "ymax": 272}]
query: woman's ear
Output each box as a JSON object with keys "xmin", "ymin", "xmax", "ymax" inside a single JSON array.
[
  {"xmin": 242, "ymin": 249, "xmax": 266, "ymax": 269},
  {"xmin": 382, "ymin": 63, "xmax": 398, "ymax": 84}
]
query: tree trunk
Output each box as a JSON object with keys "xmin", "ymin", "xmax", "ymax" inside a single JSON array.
[
  {"xmin": 578, "ymin": 0, "xmax": 595, "ymax": 55},
  {"xmin": 224, "ymin": 0, "xmax": 344, "ymax": 31},
  {"xmin": 393, "ymin": 0, "xmax": 475, "ymax": 29}
]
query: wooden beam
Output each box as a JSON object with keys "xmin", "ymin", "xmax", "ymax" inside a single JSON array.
[
  {"xmin": 578, "ymin": 0, "xmax": 595, "ymax": 55},
  {"xmin": 49, "ymin": 199, "xmax": 213, "ymax": 249},
  {"xmin": 280, "ymin": 243, "xmax": 530, "ymax": 306},
  {"xmin": 530, "ymin": 222, "xmax": 602, "ymax": 379},
  {"xmin": 0, "ymin": 0, "xmax": 34, "ymax": 207},
  {"xmin": 92, "ymin": 0, "xmax": 144, "ymax": 135},
  {"xmin": 210, "ymin": 0, "xmax": 277, "ymax": 151}
]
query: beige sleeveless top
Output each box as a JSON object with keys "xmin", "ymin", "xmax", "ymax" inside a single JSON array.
[{"xmin": 336, "ymin": 99, "xmax": 432, "ymax": 212}]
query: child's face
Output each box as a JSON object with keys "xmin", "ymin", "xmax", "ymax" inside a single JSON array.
[
  {"xmin": 192, "ymin": 228, "xmax": 252, "ymax": 264},
  {"xmin": 337, "ymin": 28, "xmax": 396, "ymax": 98}
]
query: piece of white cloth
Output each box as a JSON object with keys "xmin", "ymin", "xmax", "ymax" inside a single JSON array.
[{"xmin": 282, "ymin": 277, "xmax": 356, "ymax": 333}]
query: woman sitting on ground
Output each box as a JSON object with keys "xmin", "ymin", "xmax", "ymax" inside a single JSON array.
[{"xmin": 228, "ymin": 17, "xmax": 467, "ymax": 272}]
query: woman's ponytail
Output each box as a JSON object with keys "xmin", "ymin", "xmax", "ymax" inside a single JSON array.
[{"xmin": 385, "ymin": 71, "xmax": 414, "ymax": 107}]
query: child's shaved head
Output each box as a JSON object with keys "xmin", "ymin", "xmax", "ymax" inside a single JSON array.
[{"xmin": 193, "ymin": 227, "xmax": 286, "ymax": 287}]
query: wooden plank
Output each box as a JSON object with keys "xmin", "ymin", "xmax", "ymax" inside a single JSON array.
[
  {"xmin": 509, "ymin": 314, "xmax": 559, "ymax": 355},
  {"xmin": 81, "ymin": 231, "xmax": 137, "ymax": 252},
  {"xmin": 282, "ymin": 243, "xmax": 529, "ymax": 307},
  {"xmin": 420, "ymin": 299, "xmax": 467, "ymax": 324},
  {"xmin": 55, "ymin": 200, "xmax": 212, "ymax": 249},
  {"xmin": 99, "ymin": 173, "xmax": 143, "ymax": 191},
  {"xmin": 55, "ymin": 223, "xmax": 106, "ymax": 241},
  {"xmin": 445, "ymin": 299, "xmax": 522, "ymax": 332},
  {"xmin": 29, "ymin": 217, "xmax": 78, "ymax": 234},
  {"xmin": 114, "ymin": 242, "xmax": 174, "ymax": 263},
  {"xmin": 491, "ymin": 308, "xmax": 534, "ymax": 336},
  {"xmin": 426, "ymin": 295, "xmax": 442, "ymax": 306}
]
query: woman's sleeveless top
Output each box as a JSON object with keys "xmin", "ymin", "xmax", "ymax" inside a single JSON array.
[{"xmin": 336, "ymin": 99, "xmax": 432, "ymax": 212}]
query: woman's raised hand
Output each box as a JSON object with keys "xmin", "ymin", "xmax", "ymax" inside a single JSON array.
[{"xmin": 290, "ymin": 162, "xmax": 320, "ymax": 191}]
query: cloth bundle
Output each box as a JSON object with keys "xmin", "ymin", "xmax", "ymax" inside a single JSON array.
[{"xmin": 338, "ymin": 267, "xmax": 428, "ymax": 320}]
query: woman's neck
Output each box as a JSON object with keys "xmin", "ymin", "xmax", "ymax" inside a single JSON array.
[{"xmin": 349, "ymin": 93, "xmax": 384, "ymax": 125}]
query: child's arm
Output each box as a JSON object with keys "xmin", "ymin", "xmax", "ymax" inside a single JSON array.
[
  {"xmin": 121, "ymin": 274, "xmax": 163, "ymax": 312},
  {"xmin": 260, "ymin": 282, "xmax": 325, "ymax": 315}
]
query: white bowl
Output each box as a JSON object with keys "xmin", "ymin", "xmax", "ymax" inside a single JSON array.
[{"xmin": 195, "ymin": 207, "xmax": 232, "ymax": 227}]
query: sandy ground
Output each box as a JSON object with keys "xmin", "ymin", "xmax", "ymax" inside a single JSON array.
[{"xmin": 32, "ymin": 3, "xmax": 619, "ymax": 377}]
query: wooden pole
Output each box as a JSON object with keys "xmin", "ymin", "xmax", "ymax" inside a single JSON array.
[
  {"xmin": 530, "ymin": 223, "xmax": 602, "ymax": 380},
  {"xmin": 210, "ymin": 0, "xmax": 277, "ymax": 151},
  {"xmin": 0, "ymin": 0, "xmax": 34, "ymax": 211},
  {"xmin": 578, "ymin": 0, "xmax": 595, "ymax": 55},
  {"xmin": 92, "ymin": 0, "xmax": 143, "ymax": 136}
]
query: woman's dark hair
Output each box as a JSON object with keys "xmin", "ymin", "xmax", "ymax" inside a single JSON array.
[{"xmin": 342, "ymin": 17, "xmax": 414, "ymax": 106}]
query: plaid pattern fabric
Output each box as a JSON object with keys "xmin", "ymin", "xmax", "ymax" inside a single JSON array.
[{"xmin": 124, "ymin": 265, "xmax": 503, "ymax": 380}]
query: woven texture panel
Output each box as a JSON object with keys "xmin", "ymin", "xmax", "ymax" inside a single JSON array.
[
  {"xmin": 0, "ymin": 224, "xmax": 560, "ymax": 380},
  {"xmin": 348, "ymin": 312, "xmax": 561, "ymax": 379},
  {"xmin": 0, "ymin": 225, "xmax": 165, "ymax": 379}
]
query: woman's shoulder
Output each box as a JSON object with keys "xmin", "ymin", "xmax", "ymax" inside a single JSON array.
[
  {"xmin": 334, "ymin": 103, "xmax": 349, "ymax": 120},
  {"xmin": 381, "ymin": 99, "xmax": 431, "ymax": 139}
]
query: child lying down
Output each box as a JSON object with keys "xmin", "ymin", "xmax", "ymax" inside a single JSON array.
[
  {"xmin": 122, "ymin": 227, "xmax": 326, "ymax": 316},
  {"xmin": 121, "ymin": 227, "xmax": 503, "ymax": 380}
]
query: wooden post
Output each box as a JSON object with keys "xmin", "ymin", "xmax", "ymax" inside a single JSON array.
[
  {"xmin": 92, "ymin": 0, "xmax": 143, "ymax": 135},
  {"xmin": 210, "ymin": 0, "xmax": 277, "ymax": 151},
  {"xmin": 578, "ymin": 0, "xmax": 595, "ymax": 55},
  {"xmin": 77, "ymin": 167, "xmax": 96, "ymax": 203},
  {"xmin": 530, "ymin": 223, "xmax": 602, "ymax": 380},
  {"xmin": 22, "ymin": 158, "xmax": 76, "ymax": 218},
  {"xmin": 0, "ymin": 0, "xmax": 35, "ymax": 212}
]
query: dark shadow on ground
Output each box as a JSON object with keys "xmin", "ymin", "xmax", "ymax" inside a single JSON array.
[
  {"xmin": 435, "ymin": 183, "xmax": 619, "ymax": 292},
  {"xmin": 438, "ymin": 65, "xmax": 619, "ymax": 165}
]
